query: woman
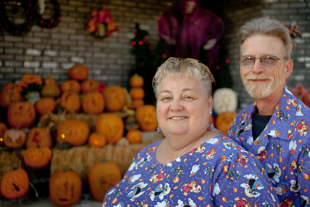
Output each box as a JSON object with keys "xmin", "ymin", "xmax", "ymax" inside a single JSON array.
[{"xmin": 102, "ymin": 57, "xmax": 280, "ymax": 206}]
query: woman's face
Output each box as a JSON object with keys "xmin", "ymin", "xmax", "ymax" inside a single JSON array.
[{"xmin": 156, "ymin": 74, "xmax": 212, "ymax": 139}]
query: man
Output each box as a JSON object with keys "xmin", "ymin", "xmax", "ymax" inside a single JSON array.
[
  {"xmin": 157, "ymin": 0, "xmax": 224, "ymax": 70},
  {"xmin": 228, "ymin": 17, "xmax": 310, "ymax": 206}
]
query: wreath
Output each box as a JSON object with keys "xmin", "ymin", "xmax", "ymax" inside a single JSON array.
[
  {"xmin": 35, "ymin": 0, "xmax": 61, "ymax": 28},
  {"xmin": 0, "ymin": 0, "xmax": 38, "ymax": 36}
]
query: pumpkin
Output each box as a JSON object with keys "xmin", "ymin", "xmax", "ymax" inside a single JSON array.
[
  {"xmin": 0, "ymin": 122, "xmax": 8, "ymax": 146},
  {"xmin": 102, "ymin": 85, "xmax": 126, "ymax": 112},
  {"xmin": 23, "ymin": 146, "xmax": 52, "ymax": 168},
  {"xmin": 3, "ymin": 128, "xmax": 27, "ymax": 149},
  {"xmin": 41, "ymin": 76, "xmax": 61, "ymax": 98},
  {"xmin": 215, "ymin": 112, "xmax": 238, "ymax": 135},
  {"xmin": 56, "ymin": 119, "xmax": 89, "ymax": 146},
  {"xmin": 96, "ymin": 114, "xmax": 124, "ymax": 144},
  {"xmin": 0, "ymin": 82, "xmax": 23, "ymax": 108},
  {"xmin": 135, "ymin": 105, "xmax": 158, "ymax": 131},
  {"xmin": 88, "ymin": 160, "xmax": 122, "ymax": 202},
  {"xmin": 126, "ymin": 130, "xmax": 142, "ymax": 144},
  {"xmin": 60, "ymin": 80, "xmax": 81, "ymax": 93},
  {"xmin": 0, "ymin": 168, "xmax": 29, "ymax": 199},
  {"xmin": 130, "ymin": 87, "xmax": 145, "ymax": 100},
  {"xmin": 81, "ymin": 79, "xmax": 99, "ymax": 93},
  {"xmin": 34, "ymin": 97, "xmax": 57, "ymax": 116},
  {"xmin": 49, "ymin": 170, "xmax": 82, "ymax": 206},
  {"xmin": 59, "ymin": 91, "xmax": 81, "ymax": 113},
  {"xmin": 7, "ymin": 101, "xmax": 36, "ymax": 128},
  {"xmin": 125, "ymin": 115, "xmax": 139, "ymax": 131},
  {"xmin": 129, "ymin": 74, "xmax": 144, "ymax": 88},
  {"xmin": 82, "ymin": 92, "xmax": 104, "ymax": 114},
  {"xmin": 26, "ymin": 127, "xmax": 53, "ymax": 148},
  {"xmin": 132, "ymin": 99, "xmax": 144, "ymax": 109},
  {"xmin": 88, "ymin": 132, "xmax": 106, "ymax": 147},
  {"xmin": 68, "ymin": 64, "xmax": 89, "ymax": 81}
]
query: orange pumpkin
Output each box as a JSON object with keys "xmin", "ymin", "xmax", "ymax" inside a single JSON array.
[
  {"xmin": 34, "ymin": 97, "xmax": 57, "ymax": 116},
  {"xmin": 49, "ymin": 170, "xmax": 82, "ymax": 206},
  {"xmin": 81, "ymin": 79, "xmax": 99, "ymax": 93},
  {"xmin": 130, "ymin": 87, "xmax": 145, "ymax": 100},
  {"xmin": 41, "ymin": 76, "xmax": 61, "ymax": 98},
  {"xmin": 0, "ymin": 122, "xmax": 8, "ymax": 146},
  {"xmin": 126, "ymin": 130, "xmax": 142, "ymax": 144},
  {"xmin": 7, "ymin": 101, "xmax": 36, "ymax": 128},
  {"xmin": 132, "ymin": 99, "xmax": 144, "ymax": 109},
  {"xmin": 96, "ymin": 114, "xmax": 124, "ymax": 144},
  {"xmin": 26, "ymin": 127, "xmax": 53, "ymax": 148},
  {"xmin": 129, "ymin": 74, "xmax": 144, "ymax": 87},
  {"xmin": 88, "ymin": 132, "xmax": 106, "ymax": 147},
  {"xmin": 60, "ymin": 80, "xmax": 81, "ymax": 93},
  {"xmin": 59, "ymin": 91, "xmax": 81, "ymax": 113},
  {"xmin": 102, "ymin": 85, "xmax": 126, "ymax": 112},
  {"xmin": 0, "ymin": 168, "xmax": 29, "ymax": 199},
  {"xmin": 68, "ymin": 64, "xmax": 89, "ymax": 81},
  {"xmin": 135, "ymin": 105, "xmax": 158, "ymax": 131},
  {"xmin": 0, "ymin": 82, "xmax": 23, "ymax": 108},
  {"xmin": 23, "ymin": 146, "xmax": 52, "ymax": 168},
  {"xmin": 82, "ymin": 92, "xmax": 105, "ymax": 114},
  {"xmin": 88, "ymin": 160, "xmax": 122, "ymax": 202},
  {"xmin": 3, "ymin": 128, "xmax": 27, "ymax": 149},
  {"xmin": 215, "ymin": 112, "xmax": 237, "ymax": 135},
  {"xmin": 57, "ymin": 119, "xmax": 90, "ymax": 146}
]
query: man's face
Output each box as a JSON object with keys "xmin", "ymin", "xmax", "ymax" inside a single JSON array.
[
  {"xmin": 240, "ymin": 34, "xmax": 290, "ymax": 100},
  {"xmin": 185, "ymin": 1, "xmax": 197, "ymax": 14}
]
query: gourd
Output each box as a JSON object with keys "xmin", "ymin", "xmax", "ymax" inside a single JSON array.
[
  {"xmin": 82, "ymin": 92, "xmax": 104, "ymax": 114},
  {"xmin": 41, "ymin": 76, "xmax": 61, "ymax": 98},
  {"xmin": 3, "ymin": 128, "xmax": 27, "ymax": 149},
  {"xmin": 215, "ymin": 112, "xmax": 237, "ymax": 135},
  {"xmin": 26, "ymin": 127, "xmax": 53, "ymax": 148},
  {"xmin": 88, "ymin": 160, "xmax": 122, "ymax": 202},
  {"xmin": 96, "ymin": 114, "xmax": 124, "ymax": 144},
  {"xmin": 34, "ymin": 97, "xmax": 57, "ymax": 116},
  {"xmin": 23, "ymin": 146, "xmax": 52, "ymax": 168},
  {"xmin": 102, "ymin": 85, "xmax": 126, "ymax": 112},
  {"xmin": 56, "ymin": 119, "xmax": 89, "ymax": 146},
  {"xmin": 0, "ymin": 82, "xmax": 23, "ymax": 108},
  {"xmin": 7, "ymin": 101, "xmax": 36, "ymax": 128},
  {"xmin": 0, "ymin": 168, "xmax": 29, "ymax": 200},
  {"xmin": 126, "ymin": 130, "xmax": 142, "ymax": 144},
  {"xmin": 68, "ymin": 64, "xmax": 89, "ymax": 81},
  {"xmin": 49, "ymin": 170, "xmax": 82, "ymax": 206},
  {"xmin": 135, "ymin": 105, "xmax": 158, "ymax": 131}
]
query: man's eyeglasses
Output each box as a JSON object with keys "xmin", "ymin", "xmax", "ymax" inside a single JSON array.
[{"xmin": 238, "ymin": 55, "xmax": 287, "ymax": 67}]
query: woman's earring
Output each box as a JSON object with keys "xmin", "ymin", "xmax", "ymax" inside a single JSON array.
[{"xmin": 157, "ymin": 125, "xmax": 162, "ymax": 132}]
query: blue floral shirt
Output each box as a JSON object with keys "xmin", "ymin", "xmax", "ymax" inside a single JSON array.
[
  {"xmin": 228, "ymin": 87, "xmax": 310, "ymax": 206},
  {"xmin": 102, "ymin": 134, "xmax": 279, "ymax": 206}
]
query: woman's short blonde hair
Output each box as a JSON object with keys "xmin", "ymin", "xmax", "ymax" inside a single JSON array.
[{"xmin": 152, "ymin": 57, "xmax": 215, "ymax": 98}]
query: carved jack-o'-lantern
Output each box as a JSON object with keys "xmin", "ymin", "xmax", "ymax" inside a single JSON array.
[
  {"xmin": 59, "ymin": 91, "xmax": 81, "ymax": 113},
  {"xmin": 0, "ymin": 168, "xmax": 29, "ymax": 199},
  {"xmin": 49, "ymin": 170, "xmax": 82, "ymax": 206},
  {"xmin": 23, "ymin": 147, "xmax": 52, "ymax": 168},
  {"xmin": 41, "ymin": 76, "xmax": 61, "ymax": 98},
  {"xmin": 26, "ymin": 127, "xmax": 53, "ymax": 148},
  {"xmin": 68, "ymin": 64, "xmax": 89, "ymax": 81},
  {"xmin": 0, "ymin": 122, "xmax": 8, "ymax": 146},
  {"xmin": 96, "ymin": 114, "xmax": 124, "ymax": 144},
  {"xmin": 88, "ymin": 132, "xmax": 106, "ymax": 147},
  {"xmin": 82, "ymin": 92, "xmax": 104, "ymax": 114},
  {"xmin": 7, "ymin": 101, "xmax": 36, "ymax": 128},
  {"xmin": 34, "ymin": 97, "xmax": 57, "ymax": 116},
  {"xmin": 0, "ymin": 82, "xmax": 23, "ymax": 108},
  {"xmin": 56, "ymin": 119, "xmax": 89, "ymax": 146},
  {"xmin": 3, "ymin": 128, "xmax": 27, "ymax": 149},
  {"xmin": 88, "ymin": 160, "xmax": 122, "ymax": 202},
  {"xmin": 215, "ymin": 112, "xmax": 238, "ymax": 135},
  {"xmin": 60, "ymin": 80, "xmax": 81, "ymax": 93},
  {"xmin": 102, "ymin": 85, "xmax": 126, "ymax": 112},
  {"xmin": 81, "ymin": 79, "xmax": 99, "ymax": 93},
  {"xmin": 135, "ymin": 105, "xmax": 158, "ymax": 131}
]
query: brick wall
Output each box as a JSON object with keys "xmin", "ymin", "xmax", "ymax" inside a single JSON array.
[{"xmin": 0, "ymin": 0, "xmax": 309, "ymax": 110}]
